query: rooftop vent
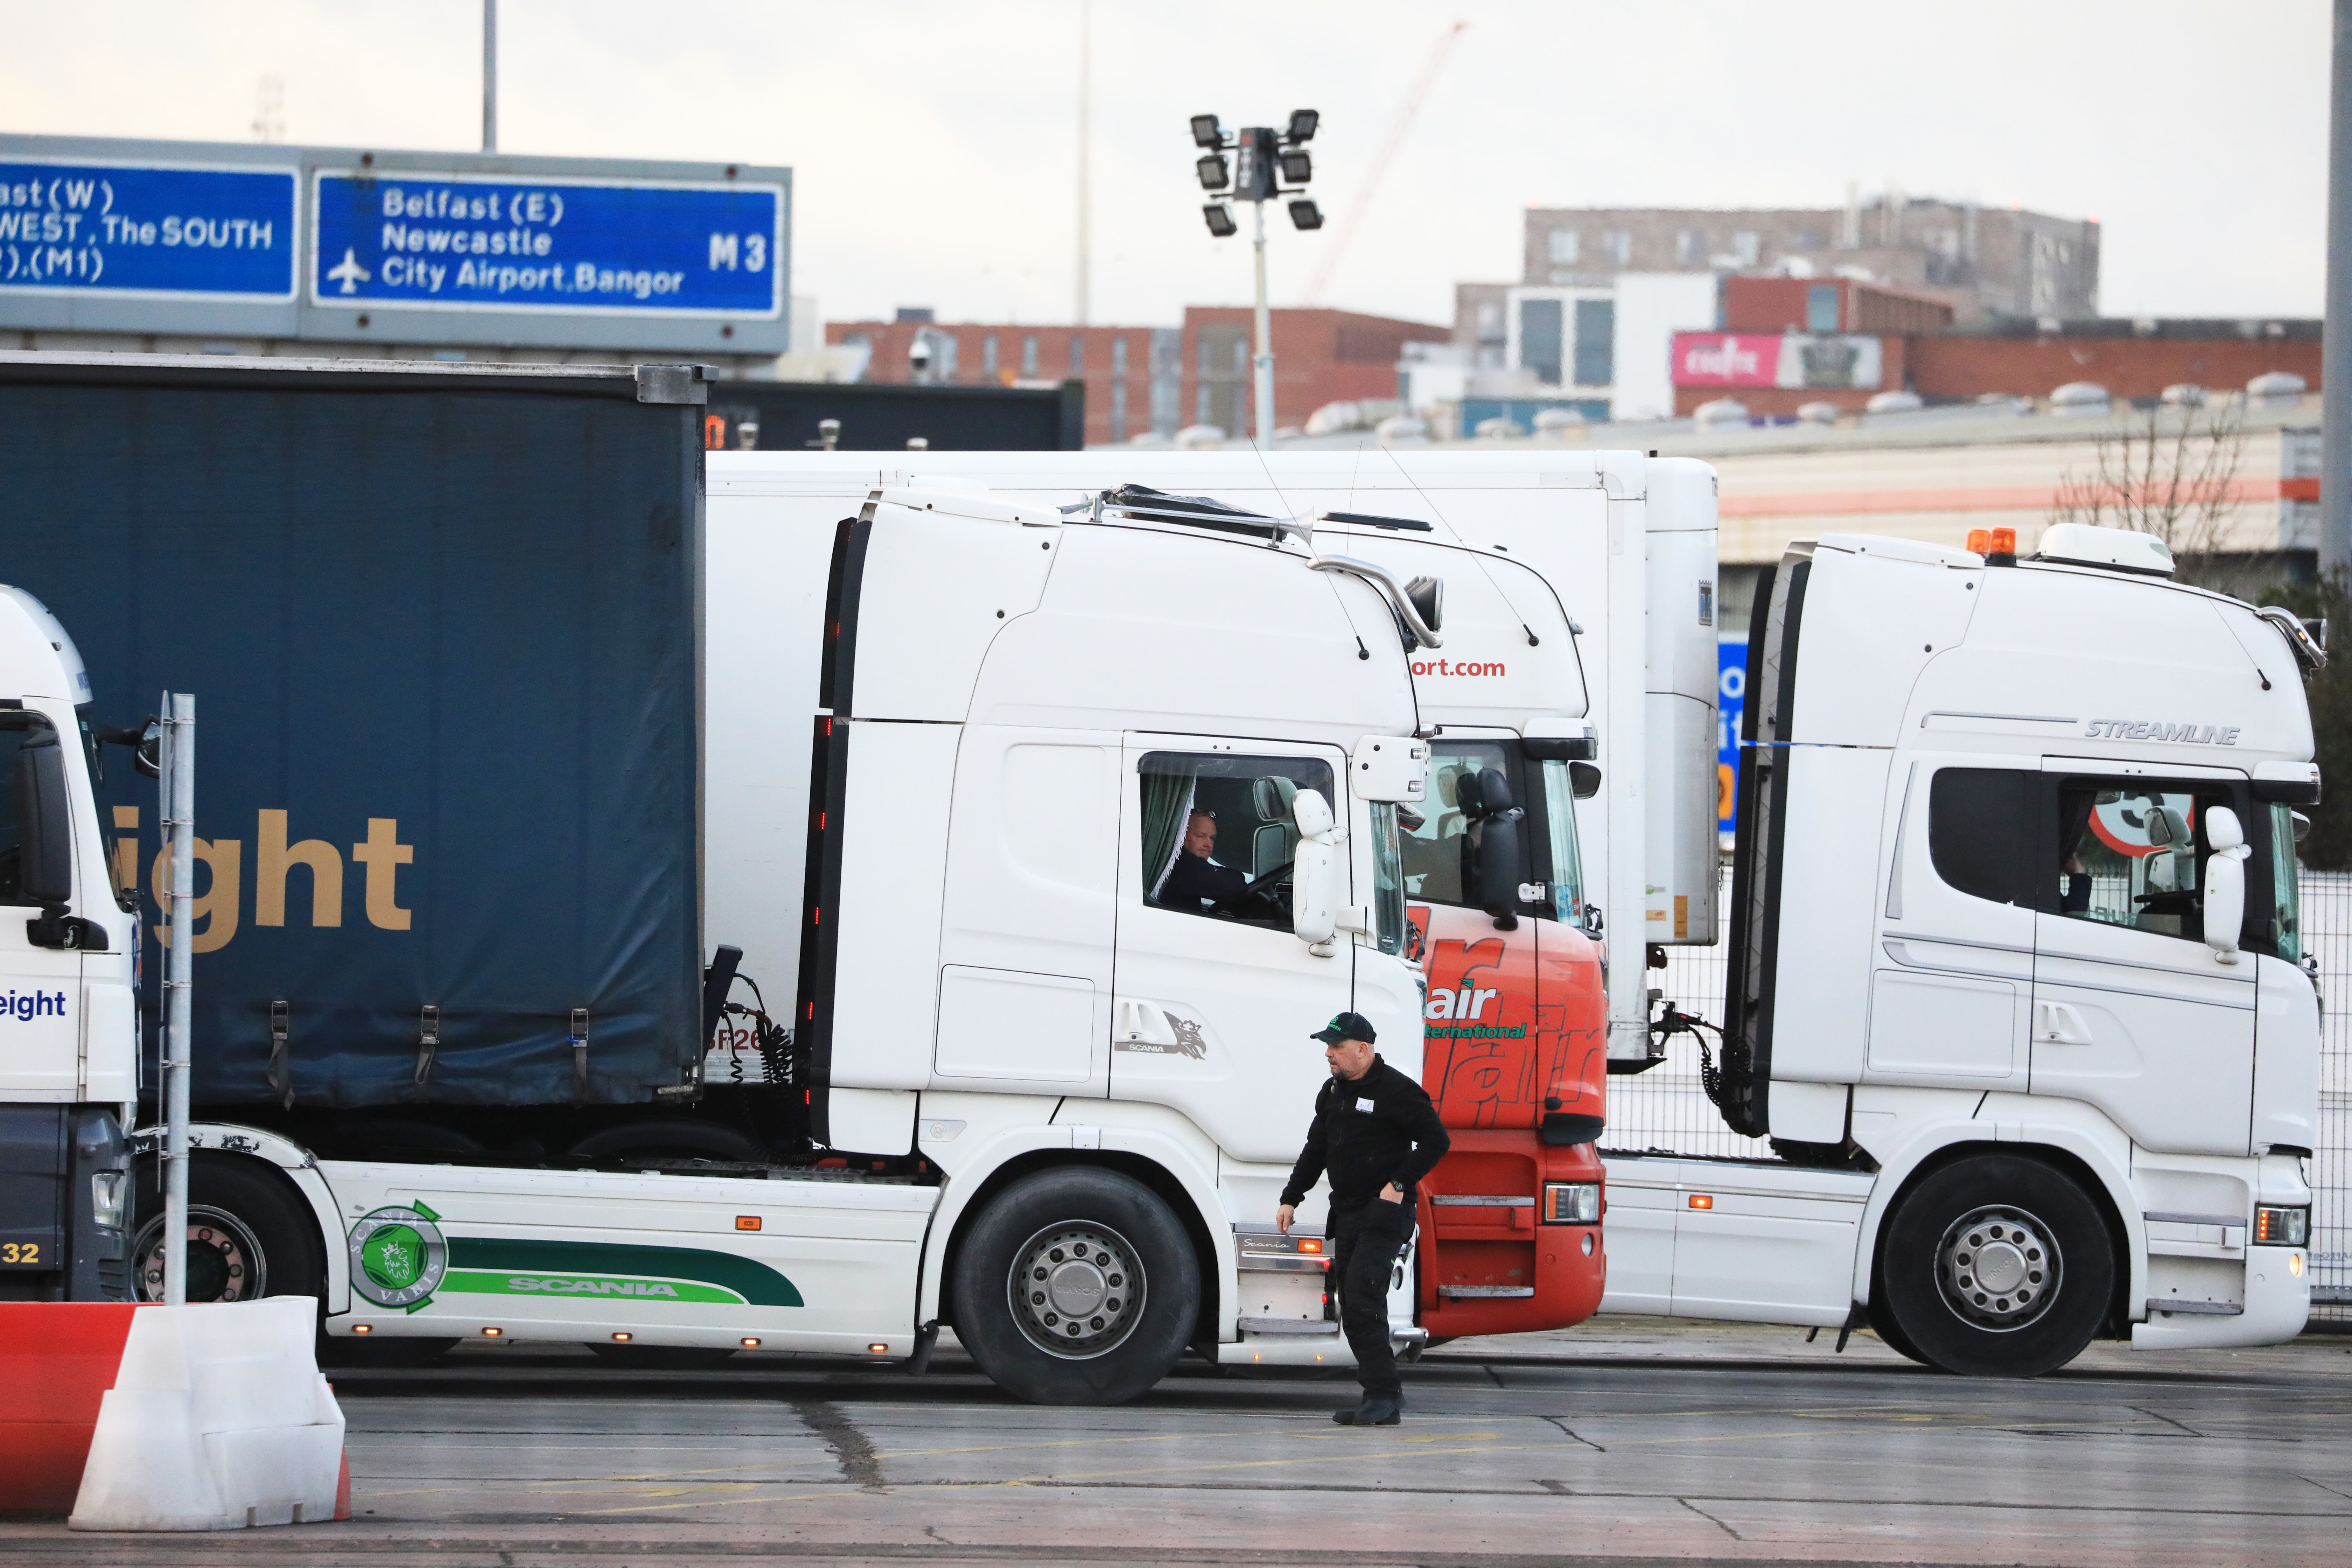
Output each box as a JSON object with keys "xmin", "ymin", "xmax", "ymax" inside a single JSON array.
[
  {"xmin": 2049, "ymin": 381, "xmax": 2110, "ymax": 416},
  {"xmin": 2031, "ymin": 523, "xmax": 2175, "ymax": 578},
  {"xmin": 2247, "ymin": 371, "xmax": 2306, "ymax": 410}
]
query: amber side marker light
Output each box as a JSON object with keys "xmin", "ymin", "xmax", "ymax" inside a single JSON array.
[
  {"xmin": 481, "ymin": 1327, "xmax": 503, "ymax": 1337},
  {"xmin": 741, "ymin": 1337, "xmax": 762, "ymax": 1348},
  {"xmin": 1687, "ymin": 1194, "xmax": 1715, "ymax": 1210},
  {"xmin": 611, "ymin": 1332, "xmax": 633, "ymax": 1343},
  {"xmin": 350, "ymin": 1324, "xmax": 372, "ymax": 1335},
  {"xmin": 1295, "ymin": 1238, "xmax": 1324, "ymax": 1253},
  {"xmin": 736, "ymin": 1215, "xmax": 762, "ymax": 1231},
  {"xmin": 868, "ymin": 1343, "xmax": 890, "ymax": 1354}
]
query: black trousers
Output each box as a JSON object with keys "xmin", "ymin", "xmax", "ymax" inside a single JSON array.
[{"xmin": 1329, "ymin": 1198, "xmax": 1412, "ymax": 1399}]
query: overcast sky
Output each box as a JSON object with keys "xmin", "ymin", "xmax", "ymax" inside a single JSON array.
[{"xmin": 0, "ymin": 0, "xmax": 2331, "ymax": 329}]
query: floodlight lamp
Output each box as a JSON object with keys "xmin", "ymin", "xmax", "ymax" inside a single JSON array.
[
  {"xmin": 1286, "ymin": 108, "xmax": 1319, "ymax": 143},
  {"xmin": 1279, "ymin": 149, "xmax": 1312, "ymax": 184},
  {"xmin": 1204, "ymin": 202, "xmax": 1239, "ymax": 238},
  {"xmin": 1190, "ymin": 114, "xmax": 1224, "ymax": 148},
  {"xmin": 1288, "ymin": 198, "xmax": 1324, "ymax": 231},
  {"xmin": 1197, "ymin": 153, "xmax": 1231, "ymax": 191}
]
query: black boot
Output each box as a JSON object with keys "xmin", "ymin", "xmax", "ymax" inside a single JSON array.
[{"xmin": 1331, "ymin": 1394, "xmax": 1403, "ymax": 1426}]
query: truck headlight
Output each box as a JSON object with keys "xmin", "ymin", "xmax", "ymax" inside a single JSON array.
[
  {"xmin": 2254, "ymin": 1206, "xmax": 2309, "ymax": 1246},
  {"xmin": 1542, "ymin": 1182, "xmax": 1601, "ymax": 1224},
  {"xmin": 90, "ymin": 1170, "xmax": 128, "ymax": 1232}
]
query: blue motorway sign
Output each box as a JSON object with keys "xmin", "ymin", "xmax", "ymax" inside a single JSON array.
[
  {"xmin": 312, "ymin": 172, "xmax": 782, "ymax": 317},
  {"xmin": 0, "ymin": 160, "xmax": 296, "ymax": 299},
  {"xmin": 1718, "ymin": 636, "xmax": 1747, "ymax": 837}
]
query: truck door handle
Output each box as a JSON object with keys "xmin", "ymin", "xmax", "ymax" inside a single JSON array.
[
  {"xmin": 1116, "ymin": 999, "xmax": 1178, "ymax": 1045},
  {"xmin": 2035, "ymin": 1000, "xmax": 2093, "ymax": 1045}
]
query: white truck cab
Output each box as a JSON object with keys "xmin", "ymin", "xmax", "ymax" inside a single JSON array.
[
  {"xmin": 1603, "ymin": 523, "xmax": 2321, "ymax": 1373},
  {"xmin": 0, "ymin": 585, "xmax": 140, "ymax": 1301}
]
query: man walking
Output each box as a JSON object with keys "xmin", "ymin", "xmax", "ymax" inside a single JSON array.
[{"xmin": 1276, "ymin": 1011, "xmax": 1450, "ymax": 1426}]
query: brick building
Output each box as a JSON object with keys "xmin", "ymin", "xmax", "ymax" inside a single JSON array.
[
  {"xmin": 1911, "ymin": 319, "xmax": 2322, "ymax": 404},
  {"xmin": 1518, "ymin": 196, "xmax": 2099, "ymax": 324},
  {"xmin": 1180, "ymin": 306, "xmax": 1449, "ymax": 435},
  {"xmin": 827, "ymin": 312, "xmax": 1180, "ymax": 446}
]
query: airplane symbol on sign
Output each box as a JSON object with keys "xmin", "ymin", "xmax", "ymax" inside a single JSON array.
[{"xmin": 326, "ymin": 249, "xmax": 371, "ymax": 294}]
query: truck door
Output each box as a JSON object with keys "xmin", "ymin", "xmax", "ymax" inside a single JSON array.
[
  {"xmin": 1110, "ymin": 740, "xmax": 1351, "ymax": 1166},
  {"xmin": 1869, "ymin": 762, "xmax": 2033, "ymax": 1090},
  {"xmin": 0, "ymin": 709, "xmax": 86, "ymax": 1100},
  {"xmin": 2031, "ymin": 771, "xmax": 2255, "ymax": 1157}
]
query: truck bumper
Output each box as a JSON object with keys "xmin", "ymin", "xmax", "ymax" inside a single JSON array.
[{"xmin": 2131, "ymin": 1249, "xmax": 2310, "ymax": 1350}]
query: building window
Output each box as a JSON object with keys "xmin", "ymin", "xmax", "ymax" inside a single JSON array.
[
  {"xmin": 1519, "ymin": 298, "xmax": 1564, "ymax": 386},
  {"xmin": 1112, "ymin": 336, "xmax": 1128, "ymax": 376},
  {"xmin": 1806, "ymin": 285, "xmax": 1840, "ymax": 333},
  {"xmin": 1199, "ymin": 335, "xmax": 1215, "ymax": 373},
  {"xmin": 1573, "ymin": 298, "xmax": 1614, "ymax": 386},
  {"xmin": 1022, "ymin": 336, "xmax": 1039, "ymax": 377},
  {"xmin": 1070, "ymin": 337, "xmax": 1086, "ymax": 376},
  {"xmin": 1601, "ymin": 229, "xmax": 1631, "ymax": 266},
  {"xmin": 1732, "ymin": 231, "xmax": 1759, "ymax": 266},
  {"xmin": 1196, "ymin": 381, "xmax": 1211, "ymax": 425},
  {"xmin": 1548, "ymin": 228, "xmax": 1579, "ymax": 265},
  {"xmin": 983, "ymin": 335, "xmax": 999, "ymax": 376},
  {"xmin": 1112, "ymin": 381, "xmax": 1128, "ymax": 443},
  {"xmin": 1676, "ymin": 228, "xmax": 1706, "ymax": 265}
]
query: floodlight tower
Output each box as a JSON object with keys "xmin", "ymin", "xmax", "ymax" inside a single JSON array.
[{"xmin": 1192, "ymin": 109, "xmax": 1322, "ymax": 447}]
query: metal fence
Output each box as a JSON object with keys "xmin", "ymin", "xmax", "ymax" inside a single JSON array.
[{"xmin": 1603, "ymin": 866, "xmax": 2352, "ymax": 1326}]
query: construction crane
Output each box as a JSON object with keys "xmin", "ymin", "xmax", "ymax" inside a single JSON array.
[{"xmin": 1302, "ymin": 19, "xmax": 1469, "ymax": 307}]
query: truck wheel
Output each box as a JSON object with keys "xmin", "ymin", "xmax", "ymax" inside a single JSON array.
[
  {"xmin": 951, "ymin": 1168, "xmax": 1199, "ymax": 1405},
  {"xmin": 1878, "ymin": 1154, "xmax": 2112, "ymax": 1378},
  {"xmin": 130, "ymin": 1154, "xmax": 326, "ymax": 1309}
]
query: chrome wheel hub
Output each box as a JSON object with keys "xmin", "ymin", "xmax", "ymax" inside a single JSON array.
[
  {"xmin": 132, "ymin": 1205, "xmax": 267, "ymax": 1303},
  {"xmin": 1009, "ymin": 1222, "xmax": 1145, "ymax": 1359},
  {"xmin": 1937, "ymin": 1205, "xmax": 2058, "ymax": 1331}
]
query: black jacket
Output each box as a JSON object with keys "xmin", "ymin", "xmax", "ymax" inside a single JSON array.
[{"xmin": 1280, "ymin": 1055, "xmax": 1451, "ymax": 1211}]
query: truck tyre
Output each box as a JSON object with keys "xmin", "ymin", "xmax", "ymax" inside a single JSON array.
[
  {"xmin": 130, "ymin": 1153, "xmax": 327, "ymax": 1310},
  {"xmin": 1864, "ymin": 1291, "xmax": 1929, "ymax": 1366},
  {"xmin": 952, "ymin": 1168, "xmax": 1199, "ymax": 1405},
  {"xmin": 1878, "ymin": 1154, "xmax": 2112, "ymax": 1378}
]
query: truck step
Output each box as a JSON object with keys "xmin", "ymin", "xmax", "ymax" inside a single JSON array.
[{"xmin": 1237, "ymin": 1317, "xmax": 1340, "ymax": 1336}]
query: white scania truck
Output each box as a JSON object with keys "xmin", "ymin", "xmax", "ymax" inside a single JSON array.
[{"xmin": 721, "ymin": 451, "xmax": 2322, "ymax": 1378}]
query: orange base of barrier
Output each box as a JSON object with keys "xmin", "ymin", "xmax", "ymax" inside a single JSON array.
[{"xmin": 0, "ymin": 1303, "xmax": 139, "ymax": 1515}]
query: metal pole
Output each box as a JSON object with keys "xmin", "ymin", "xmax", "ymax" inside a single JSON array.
[
  {"xmin": 160, "ymin": 692, "xmax": 194, "ymax": 1307},
  {"xmin": 482, "ymin": 0, "xmax": 499, "ymax": 155},
  {"xmin": 2324, "ymin": 0, "xmax": 2352, "ymax": 579},
  {"xmin": 1074, "ymin": 0, "xmax": 1090, "ymax": 327},
  {"xmin": 1252, "ymin": 198, "xmax": 1274, "ymax": 447}
]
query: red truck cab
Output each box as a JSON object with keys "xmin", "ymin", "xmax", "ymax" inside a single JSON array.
[{"xmin": 1407, "ymin": 736, "xmax": 1609, "ymax": 1338}]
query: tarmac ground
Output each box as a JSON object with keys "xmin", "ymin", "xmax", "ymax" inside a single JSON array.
[{"xmin": 9, "ymin": 1315, "xmax": 2352, "ymax": 1567}]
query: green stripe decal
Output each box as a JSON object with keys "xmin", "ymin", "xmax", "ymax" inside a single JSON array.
[{"xmin": 445, "ymin": 1239, "xmax": 804, "ymax": 1307}]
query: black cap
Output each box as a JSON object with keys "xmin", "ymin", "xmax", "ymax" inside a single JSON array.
[{"xmin": 1311, "ymin": 1011, "xmax": 1376, "ymax": 1046}]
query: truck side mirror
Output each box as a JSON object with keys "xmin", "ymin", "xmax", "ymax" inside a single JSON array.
[
  {"xmin": 1569, "ymin": 761, "xmax": 1602, "ymax": 799},
  {"xmin": 15, "ymin": 734, "xmax": 73, "ymax": 907},
  {"xmin": 1290, "ymin": 787, "xmax": 1342, "ymax": 951},
  {"xmin": 1464, "ymin": 767, "xmax": 1525, "ymax": 930},
  {"xmin": 2203, "ymin": 805, "xmax": 2247, "ymax": 964}
]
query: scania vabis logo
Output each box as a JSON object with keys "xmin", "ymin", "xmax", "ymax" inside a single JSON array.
[{"xmin": 348, "ymin": 1202, "xmax": 449, "ymax": 1309}]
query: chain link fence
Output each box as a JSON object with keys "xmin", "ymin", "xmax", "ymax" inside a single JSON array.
[{"xmin": 1603, "ymin": 866, "xmax": 2352, "ymax": 1327}]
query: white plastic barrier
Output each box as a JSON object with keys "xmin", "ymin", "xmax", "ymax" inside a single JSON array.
[{"xmin": 68, "ymin": 1297, "xmax": 346, "ymax": 1531}]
